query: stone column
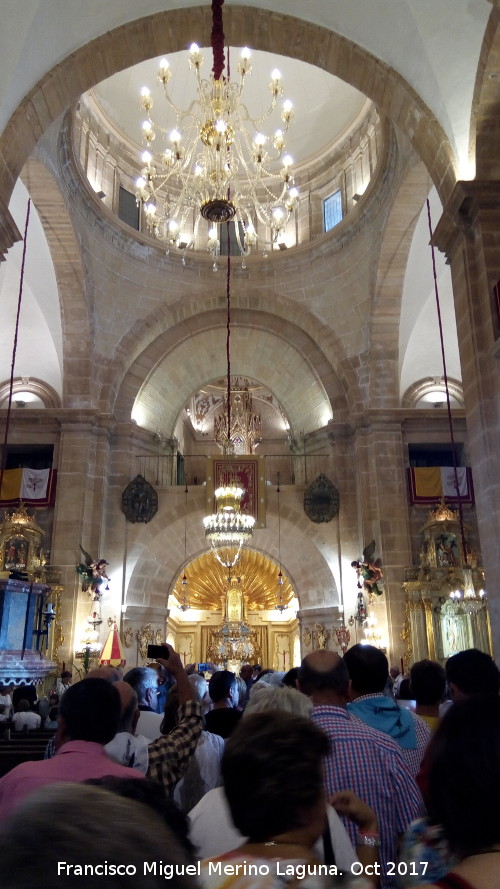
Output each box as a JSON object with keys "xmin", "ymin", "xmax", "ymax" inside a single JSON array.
[
  {"xmin": 50, "ymin": 413, "xmax": 113, "ymax": 661},
  {"xmin": 352, "ymin": 416, "xmax": 413, "ymax": 661},
  {"xmin": 433, "ymin": 182, "xmax": 500, "ymax": 656}
]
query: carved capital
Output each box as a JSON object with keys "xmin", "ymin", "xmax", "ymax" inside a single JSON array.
[
  {"xmin": 433, "ymin": 180, "xmax": 500, "ymax": 260},
  {"xmin": 0, "ymin": 194, "xmax": 22, "ymax": 262}
]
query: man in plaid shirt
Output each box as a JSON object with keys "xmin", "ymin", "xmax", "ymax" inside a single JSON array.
[
  {"xmin": 299, "ymin": 650, "xmax": 424, "ymax": 889},
  {"xmin": 147, "ymin": 644, "xmax": 202, "ymax": 794},
  {"xmin": 344, "ymin": 644, "xmax": 431, "ymax": 778}
]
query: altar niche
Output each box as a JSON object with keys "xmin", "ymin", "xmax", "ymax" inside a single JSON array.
[{"xmin": 402, "ymin": 500, "xmax": 490, "ymax": 664}]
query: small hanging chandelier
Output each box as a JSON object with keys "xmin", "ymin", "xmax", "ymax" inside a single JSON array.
[
  {"xmin": 214, "ymin": 377, "xmax": 262, "ymax": 455},
  {"xmin": 135, "ymin": 0, "xmax": 298, "ymax": 262},
  {"xmin": 178, "ymin": 484, "xmax": 191, "ymax": 611},
  {"xmin": 275, "ymin": 475, "xmax": 288, "ymax": 613},
  {"xmin": 203, "ymin": 483, "xmax": 255, "ymax": 568}
]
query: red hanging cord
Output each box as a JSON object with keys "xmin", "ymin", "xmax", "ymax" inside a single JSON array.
[
  {"xmin": 225, "ymin": 227, "xmax": 231, "ymax": 447},
  {"xmin": 426, "ymin": 198, "xmax": 468, "ymax": 562},
  {"xmin": 212, "ymin": 0, "xmax": 231, "ymax": 446},
  {"xmin": 0, "ymin": 198, "xmax": 31, "ymax": 496},
  {"xmin": 211, "ymin": 0, "xmax": 225, "ymax": 81}
]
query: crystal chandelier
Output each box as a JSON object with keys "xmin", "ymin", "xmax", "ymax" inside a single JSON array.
[
  {"xmin": 135, "ymin": 0, "xmax": 298, "ymax": 263},
  {"xmin": 449, "ymin": 567, "xmax": 487, "ymax": 616},
  {"xmin": 203, "ymin": 483, "xmax": 255, "ymax": 568},
  {"xmin": 214, "ymin": 378, "xmax": 262, "ymax": 455}
]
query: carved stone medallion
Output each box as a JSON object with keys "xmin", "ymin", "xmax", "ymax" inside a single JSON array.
[
  {"xmin": 303, "ymin": 474, "xmax": 339, "ymax": 523},
  {"xmin": 121, "ymin": 474, "xmax": 158, "ymax": 524}
]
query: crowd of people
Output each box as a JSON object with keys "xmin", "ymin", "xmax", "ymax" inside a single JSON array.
[
  {"xmin": 0, "ymin": 679, "xmax": 66, "ymax": 731},
  {"xmin": 0, "ymin": 645, "xmax": 499, "ymax": 889}
]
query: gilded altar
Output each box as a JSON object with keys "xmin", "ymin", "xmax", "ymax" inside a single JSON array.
[{"xmin": 402, "ymin": 500, "xmax": 491, "ymax": 665}]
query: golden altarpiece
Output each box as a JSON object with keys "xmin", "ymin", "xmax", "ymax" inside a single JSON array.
[
  {"xmin": 402, "ymin": 500, "xmax": 491, "ymax": 665},
  {"xmin": 161, "ymin": 551, "xmax": 299, "ymax": 674},
  {"xmin": 0, "ymin": 503, "xmax": 63, "ymax": 685}
]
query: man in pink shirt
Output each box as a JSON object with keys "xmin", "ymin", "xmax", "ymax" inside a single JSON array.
[{"xmin": 0, "ymin": 677, "xmax": 143, "ymax": 822}]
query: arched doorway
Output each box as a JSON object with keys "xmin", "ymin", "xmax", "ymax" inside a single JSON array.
[{"xmin": 167, "ymin": 549, "xmax": 299, "ymax": 672}]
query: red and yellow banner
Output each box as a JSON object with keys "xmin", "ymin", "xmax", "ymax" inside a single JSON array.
[
  {"xmin": 407, "ymin": 466, "xmax": 473, "ymax": 504},
  {"xmin": 0, "ymin": 468, "xmax": 57, "ymax": 507}
]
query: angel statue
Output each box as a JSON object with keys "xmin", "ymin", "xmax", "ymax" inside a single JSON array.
[
  {"xmin": 76, "ymin": 545, "xmax": 110, "ymax": 596},
  {"xmin": 351, "ymin": 540, "xmax": 384, "ymax": 597}
]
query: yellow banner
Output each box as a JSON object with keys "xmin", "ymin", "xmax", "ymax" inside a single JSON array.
[
  {"xmin": 0, "ymin": 468, "xmax": 23, "ymax": 500},
  {"xmin": 413, "ymin": 466, "xmax": 442, "ymax": 497}
]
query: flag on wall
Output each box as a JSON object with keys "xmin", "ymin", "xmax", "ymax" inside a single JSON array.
[
  {"xmin": 0, "ymin": 468, "xmax": 57, "ymax": 507},
  {"xmin": 407, "ymin": 466, "xmax": 474, "ymax": 505}
]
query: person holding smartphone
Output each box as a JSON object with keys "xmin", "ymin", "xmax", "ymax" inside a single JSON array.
[{"xmin": 146, "ymin": 644, "xmax": 203, "ymax": 797}]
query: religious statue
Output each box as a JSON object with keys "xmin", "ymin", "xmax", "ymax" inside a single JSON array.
[
  {"xmin": 351, "ymin": 540, "xmax": 384, "ymax": 597},
  {"xmin": 76, "ymin": 545, "xmax": 110, "ymax": 596}
]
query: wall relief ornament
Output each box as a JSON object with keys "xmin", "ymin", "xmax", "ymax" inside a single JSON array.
[
  {"xmin": 121, "ymin": 474, "xmax": 158, "ymax": 524},
  {"xmin": 136, "ymin": 624, "xmax": 154, "ymax": 661},
  {"xmin": 123, "ymin": 627, "xmax": 134, "ymax": 648},
  {"xmin": 303, "ymin": 474, "xmax": 339, "ymax": 523},
  {"xmin": 313, "ymin": 622, "xmax": 330, "ymax": 649},
  {"xmin": 302, "ymin": 627, "xmax": 312, "ymax": 648}
]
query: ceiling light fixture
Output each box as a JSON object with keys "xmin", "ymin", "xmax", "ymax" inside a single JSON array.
[
  {"xmin": 203, "ymin": 482, "xmax": 255, "ymax": 568},
  {"xmin": 135, "ymin": 0, "xmax": 298, "ymax": 264},
  {"xmin": 178, "ymin": 483, "xmax": 191, "ymax": 611},
  {"xmin": 214, "ymin": 377, "xmax": 262, "ymax": 455},
  {"xmin": 202, "ymin": 203, "xmax": 255, "ymax": 567},
  {"xmin": 275, "ymin": 474, "xmax": 288, "ymax": 613}
]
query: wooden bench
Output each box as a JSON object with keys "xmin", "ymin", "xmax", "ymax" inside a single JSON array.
[{"xmin": 0, "ymin": 727, "xmax": 56, "ymax": 776}]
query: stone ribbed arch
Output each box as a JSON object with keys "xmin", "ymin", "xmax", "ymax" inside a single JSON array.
[
  {"xmin": 370, "ymin": 160, "xmax": 432, "ymax": 408},
  {"xmin": 20, "ymin": 157, "xmax": 91, "ymax": 406},
  {"xmin": 0, "ymin": 5, "xmax": 458, "ymax": 259},
  {"xmin": 111, "ymin": 300, "xmax": 353, "ymax": 428},
  {"xmin": 125, "ymin": 489, "xmax": 339, "ymax": 613},
  {"xmin": 471, "ymin": 8, "xmax": 500, "ymax": 179},
  {"xmin": 133, "ymin": 326, "xmax": 332, "ymax": 438}
]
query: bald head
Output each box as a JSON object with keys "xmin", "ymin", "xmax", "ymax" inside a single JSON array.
[
  {"xmin": 114, "ymin": 681, "xmax": 139, "ymax": 734},
  {"xmin": 304, "ymin": 650, "xmax": 342, "ymax": 673},
  {"xmin": 86, "ymin": 666, "xmax": 122, "ymax": 682},
  {"xmin": 298, "ymin": 650, "xmax": 350, "ymax": 704}
]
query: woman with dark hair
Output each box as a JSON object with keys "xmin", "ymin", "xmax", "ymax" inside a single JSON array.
[
  {"xmin": 409, "ymin": 694, "xmax": 500, "ymax": 889},
  {"xmin": 200, "ymin": 711, "xmax": 373, "ymax": 888}
]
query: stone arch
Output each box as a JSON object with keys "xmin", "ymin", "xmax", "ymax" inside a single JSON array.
[
  {"xmin": 111, "ymin": 301, "xmax": 354, "ymax": 430},
  {"xmin": 20, "ymin": 157, "xmax": 91, "ymax": 407},
  {"xmin": 0, "ymin": 6, "xmax": 458, "ymax": 259},
  {"xmin": 132, "ymin": 326, "xmax": 332, "ymax": 439},
  {"xmin": 124, "ymin": 490, "xmax": 339, "ymax": 614},
  {"xmin": 370, "ymin": 160, "xmax": 432, "ymax": 408},
  {"xmin": 471, "ymin": 8, "xmax": 500, "ymax": 179},
  {"xmin": 402, "ymin": 376, "xmax": 464, "ymax": 409},
  {"xmin": 0, "ymin": 377, "xmax": 60, "ymax": 409}
]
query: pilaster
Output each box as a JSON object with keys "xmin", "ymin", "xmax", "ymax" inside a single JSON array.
[{"xmin": 433, "ymin": 181, "xmax": 500, "ymax": 656}]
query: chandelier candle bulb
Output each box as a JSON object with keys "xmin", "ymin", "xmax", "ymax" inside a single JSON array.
[
  {"xmin": 158, "ymin": 59, "xmax": 171, "ymax": 85},
  {"xmin": 142, "ymin": 121, "xmax": 154, "ymax": 142},
  {"xmin": 140, "ymin": 87, "xmax": 152, "ymax": 111}
]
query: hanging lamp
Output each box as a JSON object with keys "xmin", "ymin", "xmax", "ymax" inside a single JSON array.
[
  {"xmin": 275, "ymin": 474, "xmax": 288, "ymax": 612},
  {"xmin": 178, "ymin": 483, "xmax": 191, "ymax": 611},
  {"xmin": 426, "ymin": 198, "xmax": 486, "ymax": 616},
  {"xmin": 202, "ymin": 223, "xmax": 255, "ymax": 567}
]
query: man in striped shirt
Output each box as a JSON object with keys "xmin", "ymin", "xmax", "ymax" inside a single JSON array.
[{"xmin": 299, "ymin": 650, "xmax": 424, "ymax": 889}]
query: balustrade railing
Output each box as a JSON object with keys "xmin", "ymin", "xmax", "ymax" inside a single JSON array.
[{"xmin": 134, "ymin": 454, "xmax": 333, "ymax": 487}]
